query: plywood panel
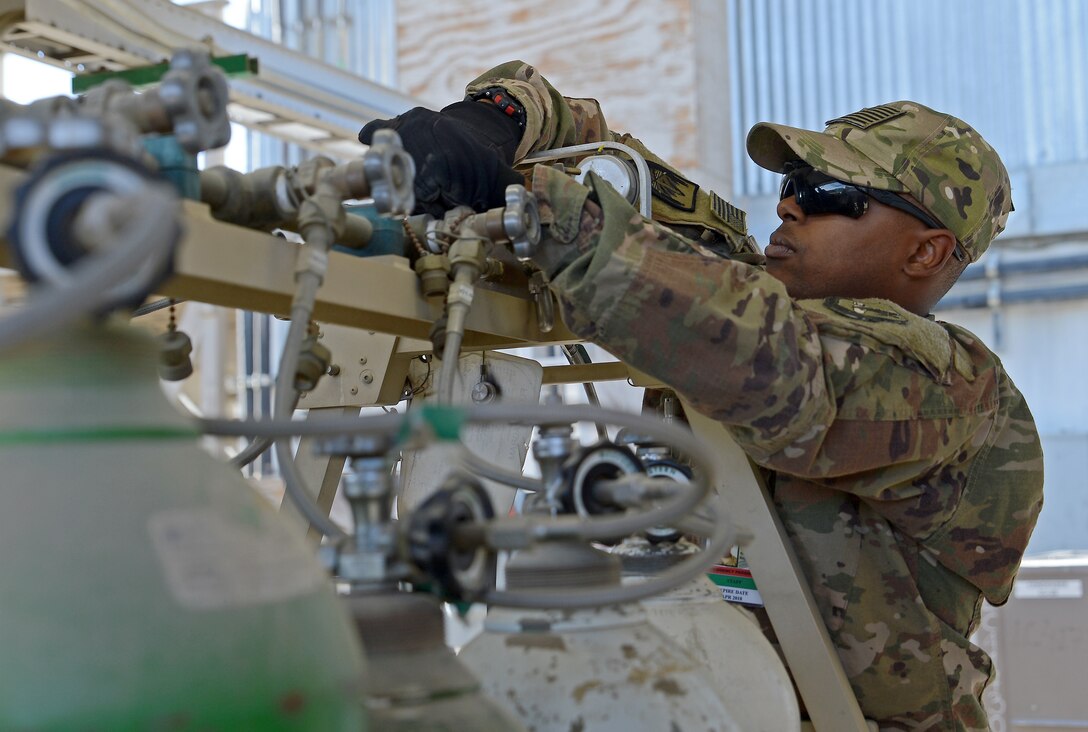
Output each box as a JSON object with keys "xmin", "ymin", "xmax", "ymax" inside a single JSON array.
[{"xmin": 396, "ymin": 0, "xmax": 699, "ymax": 172}]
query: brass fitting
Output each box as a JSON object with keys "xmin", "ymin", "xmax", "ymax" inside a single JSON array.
[
  {"xmin": 295, "ymin": 334, "xmax": 333, "ymax": 392},
  {"xmin": 414, "ymin": 254, "xmax": 450, "ymax": 298},
  {"xmin": 448, "ymin": 238, "xmax": 489, "ymax": 270},
  {"xmin": 481, "ymin": 258, "xmax": 505, "ymax": 280}
]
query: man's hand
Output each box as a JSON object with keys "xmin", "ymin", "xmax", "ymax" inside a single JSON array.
[{"xmin": 359, "ymin": 101, "xmax": 525, "ymax": 218}]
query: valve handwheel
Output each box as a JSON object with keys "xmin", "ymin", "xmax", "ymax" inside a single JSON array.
[
  {"xmin": 7, "ymin": 150, "xmax": 178, "ymax": 309},
  {"xmin": 407, "ymin": 474, "xmax": 497, "ymax": 602}
]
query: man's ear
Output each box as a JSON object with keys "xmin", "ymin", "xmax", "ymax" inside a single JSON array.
[{"xmin": 903, "ymin": 229, "xmax": 958, "ymax": 279}]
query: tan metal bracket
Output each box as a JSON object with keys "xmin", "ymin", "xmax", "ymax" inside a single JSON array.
[{"xmin": 682, "ymin": 406, "xmax": 870, "ymax": 732}]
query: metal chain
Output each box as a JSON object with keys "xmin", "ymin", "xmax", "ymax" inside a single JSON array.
[{"xmin": 402, "ymin": 216, "xmax": 428, "ymax": 258}]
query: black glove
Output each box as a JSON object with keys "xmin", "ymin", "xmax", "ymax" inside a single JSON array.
[{"xmin": 359, "ymin": 100, "xmax": 525, "ymax": 218}]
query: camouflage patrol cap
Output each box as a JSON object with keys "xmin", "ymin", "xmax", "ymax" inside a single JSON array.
[{"xmin": 746, "ymin": 101, "xmax": 1012, "ymax": 261}]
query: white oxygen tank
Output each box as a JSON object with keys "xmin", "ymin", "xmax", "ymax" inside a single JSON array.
[
  {"xmin": 614, "ymin": 536, "xmax": 801, "ymax": 732},
  {"xmin": 459, "ymin": 542, "xmax": 742, "ymax": 731}
]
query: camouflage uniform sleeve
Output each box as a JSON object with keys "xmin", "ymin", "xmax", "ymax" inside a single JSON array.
[
  {"xmin": 466, "ymin": 61, "xmax": 759, "ymax": 259},
  {"xmin": 465, "ymin": 60, "xmax": 610, "ymax": 160},
  {"xmin": 532, "ymin": 162, "xmax": 835, "ymax": 463},
  {"xmin": 530, "ymin": 164, "xmax": 984, "ymax": 488}
]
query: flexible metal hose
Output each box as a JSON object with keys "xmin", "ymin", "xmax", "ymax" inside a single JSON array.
[
  {"xmin": 481, "ymin": 497, "xmax": 733, "ymax": 609},
  {"xmin": 203, "ymin": 403, "xmax": 720, "ymax": 547},
  {"xmin": 436, "ymin": 263, "xmax": 480, "ymax": 403},
  {"xmin": 270, "ymin": 216, "xmax": 349, "ymax": 541},
  {"xmin": 229, "ymin": 387, "xmax": 300, "ymax": 469}
]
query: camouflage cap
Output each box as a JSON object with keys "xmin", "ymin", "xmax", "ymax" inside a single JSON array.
[{"xmin": 746, "ymin": 101, "xmax": 1013, "ymax": 261}]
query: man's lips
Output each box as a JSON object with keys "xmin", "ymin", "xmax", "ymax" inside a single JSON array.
[{"xmin": 764, "ymin": 234, "xmax": 797, "ymax": 259}]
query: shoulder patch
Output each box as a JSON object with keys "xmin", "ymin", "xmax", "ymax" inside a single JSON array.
[
  {"xmin": 806, "ymin": 297, "xmax": 952, "ymax": 382},
  {"xmin": 710, "ymin": 192, "xmax": 747, "ymax": 233},
  {"xmin": 823, "ymin": 297, "xmax": 909, "ymax": 324},
  {"xmin": 825, "ymin": 104, "xmax": 906, "ymax": 130},
  {"xmin": 648, "ymin": 160, "xmax": 698, "ymax": 212}
]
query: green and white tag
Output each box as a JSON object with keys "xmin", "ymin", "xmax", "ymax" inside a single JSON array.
[{"xmin": 708, "ymin": 552, "xmax": 763, "ymax": 607}]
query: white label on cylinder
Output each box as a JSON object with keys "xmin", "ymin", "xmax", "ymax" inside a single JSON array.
[
  {"xmin": 149, "ymin": 508, "xmax": 326, "ymax": 610},
  {"xmin": 1012, "ymin": 579, "xmax": 1084, "ymax": 600}
]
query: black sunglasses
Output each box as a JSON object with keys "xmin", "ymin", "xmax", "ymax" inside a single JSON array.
[{"xmin": 779, "ymin": 165, "xmax": 967, "ymax": 262}]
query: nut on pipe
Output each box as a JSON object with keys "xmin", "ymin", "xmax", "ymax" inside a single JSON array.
[
  {"xmin": 414, "ymin": 254, "xmax": 450, "ymax": 297},
  {"xmin": 198, "ymin": 166, "xmax": 236, "ymax": 210},
  {"xmin": 325, "ymin": 158, "xmax": 374, "ymax": 200}
]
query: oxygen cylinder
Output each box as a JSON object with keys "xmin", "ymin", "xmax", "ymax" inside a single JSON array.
[
  {"xmin": 346, "ymin": 591, "xmax": 527, "ymax": 731},
  {"xmin": 0, "ymin": 320, "xmax": 367, "ymax": 731},
  {"xmin": 614, "ymin": 536, "xmax": 801, "ymax": 732},
  {"xmin": 459, "ymin": 542, "xmax": 741, "ymax": 731}
]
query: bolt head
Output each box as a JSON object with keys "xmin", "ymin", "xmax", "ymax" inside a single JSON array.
[{"xmin": 471, "ymin": 381, "xmax": 497, "ymax": 403}]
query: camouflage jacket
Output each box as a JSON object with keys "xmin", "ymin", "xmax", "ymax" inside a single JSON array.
[{"xmin": 467, "ymin": 62, "xmax": 1044, "ymax": 731}]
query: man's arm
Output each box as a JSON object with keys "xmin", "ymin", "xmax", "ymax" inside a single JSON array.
[
  {"xmin": 466, "ymin": 61, "xmax": 760, "ymax": 260},
  {"xmin": 530, "ymin": 164, "xmax": 986, "ymax": 490},
  {"xmin": 465, "ymin": 60, "xmax": 611, "ymax": 159}
]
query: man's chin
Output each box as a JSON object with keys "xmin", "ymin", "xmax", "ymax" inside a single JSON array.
[
  {"xmin": 765, "ymin": 267, "xmax": 823, "ymax": 300},
  {"xmin": 763, "ymin": 261, "xmax": 797, "ymax": 290}
]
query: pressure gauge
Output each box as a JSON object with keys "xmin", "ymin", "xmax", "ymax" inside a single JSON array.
[
  {"xmin": 574, "ymin": 154, "xmax": 639, "ymax": 204},
  {"xmin": 407, "ymin": 474, "xmax": 496, "ymax": 602},
  {"xmin": 566, "ymin": 443, "xmax": 645, "ymax": 518},
  {"xmin": 643, "ymin": 458, "xmax": 692, "ymax": 544},
  {"xmin": 644, "ymin": 458, "xmax": 692, "ymax": 484}
]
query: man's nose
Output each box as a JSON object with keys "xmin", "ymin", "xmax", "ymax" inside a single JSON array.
[{"xmin": 776, "ymin": 195, "xmax": 805, "ymax": 222}]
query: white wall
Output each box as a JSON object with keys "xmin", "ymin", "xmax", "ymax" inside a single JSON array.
[{"xmin": 940, "ymin": 299, "xmax": 1088, "ymax": 554}]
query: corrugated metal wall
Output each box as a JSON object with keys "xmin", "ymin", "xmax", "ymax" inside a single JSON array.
[
  {"xmin": 245, "ymin": 0, "xmax": 396, "ymax": 84},
  {"xmin": 727, "ymin": 0, "xmax": 1088, "ymax": 198},
  {"xmin": 246, "ymin": 0, "xmax": 396, "ymax": 167},
  {"xmin": 723, "ymin": 1, "xmax": 1088, "ymax": 556},
  {"xmin": 237, "ymin": 0, "xmax": 397, "ymax": 476}
]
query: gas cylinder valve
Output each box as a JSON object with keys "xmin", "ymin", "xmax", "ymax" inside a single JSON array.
[{"xmin": 314, "ymin": 434, "xmax": 405, "ymax": 588}]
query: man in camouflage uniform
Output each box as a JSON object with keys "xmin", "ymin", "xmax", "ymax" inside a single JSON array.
[{"xmin": 361, "ymin": 61, "xmax": 1044, "ymax": 731}]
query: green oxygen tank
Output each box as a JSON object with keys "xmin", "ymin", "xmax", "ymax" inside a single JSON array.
[{"xmin": 0, "ymin": 319, "xmax": 367, "ymax": 731}]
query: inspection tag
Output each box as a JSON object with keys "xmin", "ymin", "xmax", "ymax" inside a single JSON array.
[{"xmin": 708, "ymin": 564, "xmax": 764, "ymax": 607}]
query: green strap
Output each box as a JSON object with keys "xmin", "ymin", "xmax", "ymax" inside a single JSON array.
[
  {"xmin": 0, "ymin": 426, "xmax": 199, "ymax": 446},
  {"xmin": 71, "ymin": 54, "xmax": 258, "ymax": 93},
  {"xmin": 397, "ymin": 405, "xmax": 466, "ymax": 444}
]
